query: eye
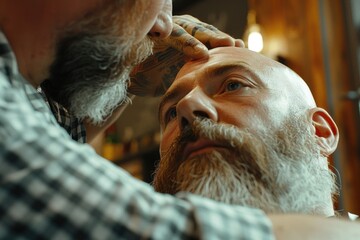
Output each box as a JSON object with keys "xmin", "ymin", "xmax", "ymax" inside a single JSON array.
[
  {"xmin": 164, "ymin": 106, "xmax": 177, "ymax": 124},
  {"xmin": 225, "ymin": 81, "xmax": 244, "ymax": 92}
]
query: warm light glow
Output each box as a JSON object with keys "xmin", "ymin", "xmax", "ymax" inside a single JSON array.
[
  {"xmin": 244, "ymin": 10, "xmax": 264, "ymax": 53},
  {"xmin": 248, "ymin": 29, "xmax": 263, "ymax": 52}
]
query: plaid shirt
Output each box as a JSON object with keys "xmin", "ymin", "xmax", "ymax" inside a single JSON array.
[{"xmin": 0, "ymin": 31, "xmax": 274, "ymax": 240}]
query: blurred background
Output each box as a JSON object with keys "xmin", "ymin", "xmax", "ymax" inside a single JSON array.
[{"xmin": 92, "ymin": 0, "xmax": 360, "ymax": 215}]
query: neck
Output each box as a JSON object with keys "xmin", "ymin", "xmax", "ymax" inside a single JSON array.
[
  {"xmin": 5, "ymin": 29, "xmax": 55, "ymax": 87},
  {"xmin": 0, "ymin": 2, "xmax": 58, "ymax": 87}
]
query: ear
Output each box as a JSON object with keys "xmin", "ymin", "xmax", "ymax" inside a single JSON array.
[{"xmin": 309, "ymin": 108, "xmax": 339, "ymax": 156}]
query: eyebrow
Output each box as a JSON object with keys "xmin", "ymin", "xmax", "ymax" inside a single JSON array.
[
  {"xmin": 158, "ymin": 61, "xmax": 262, "ymax": 123},
  {"xmin": 208, "ymin": 61, "xmax": 261, "ymax": 81}
]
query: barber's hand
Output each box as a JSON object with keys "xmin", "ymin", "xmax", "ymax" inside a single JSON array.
[{"xmin": 129, "ymin": 15, "xmax": 244, "ymax": 97}]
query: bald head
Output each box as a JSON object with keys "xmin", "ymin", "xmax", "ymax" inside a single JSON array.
[
  {"xmin": 155, "ymin": 47, "xmax": 339, "ymax": 215},
  {"xmin": 175, "ymin": 47, "xmax": 316, "ymax": 112}
]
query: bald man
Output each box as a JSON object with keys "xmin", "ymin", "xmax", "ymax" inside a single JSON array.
[{"xmin": 155, "ymin": 47, "xmax": 339, "ymax": 216}]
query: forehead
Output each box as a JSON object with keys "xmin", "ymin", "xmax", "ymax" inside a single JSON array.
[
  {"xmin": 172, "ymin": 47, "xmax": 280, "ymax": 90},
  {"xmin": 169, "ymin": 47, "xmax": 317, "ymax": 109}
]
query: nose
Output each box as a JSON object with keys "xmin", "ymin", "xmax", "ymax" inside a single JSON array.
[
  {"xmin": 176, "ymin": 88, "xmax": 218, "ymax": 130},
  {"xmin": 148, "ymin": 1, "xmax": 173, "ymax": 38}
]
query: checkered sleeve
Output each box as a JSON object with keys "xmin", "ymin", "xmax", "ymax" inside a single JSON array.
[{"xmin": 0, "ymin": 75, "xmax": 274, "ymax": 239}]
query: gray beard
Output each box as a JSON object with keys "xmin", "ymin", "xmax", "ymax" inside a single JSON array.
[
  {"xmin": 41, "ymin": 1, "xmax": 153, "ymax": 124},
  {"xmin": 153, "ymin": 117, "xmax": 338, "ymax": 215}
]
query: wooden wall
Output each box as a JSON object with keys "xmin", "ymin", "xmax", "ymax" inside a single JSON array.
[{"xmin": 252, "ymin": 0, "xmax": 360, "ymax": 214}]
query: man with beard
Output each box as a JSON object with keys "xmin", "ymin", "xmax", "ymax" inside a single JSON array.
[
  {"xmin": 1, "ymin": 1, "xmax": 359, "ymax": 239},
  {"xmin": 155, "ymin": 47, "xmax": 358, "ymax": 219}
]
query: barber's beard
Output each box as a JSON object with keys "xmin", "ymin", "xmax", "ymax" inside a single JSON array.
[
  {"xmin": 41, "ymin": 1, "xmax": 154, "ymax": 124},
  {"xmin": 153, "ymin": 117, "xmax": 338, "ymax": 215}
]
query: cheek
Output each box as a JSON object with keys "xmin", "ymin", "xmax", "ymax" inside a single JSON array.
[
  {"xmin": 160, "ymin": 126, "xmax": 179, "ymax": 157},
  {"xmin": 259, "ymin": 95, "xmax": 291, "ymax": 130},
  {"xmin": 217, "ymin": 100, "xmax": 276, "ymax": 132}
]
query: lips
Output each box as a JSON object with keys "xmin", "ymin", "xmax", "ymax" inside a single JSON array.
[{"xmin": 182, "ymin": 138, "xmax": 228, "ymax": 161}]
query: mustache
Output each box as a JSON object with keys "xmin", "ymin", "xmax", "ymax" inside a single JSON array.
[
  {"xmin": 165, "ymin": 118, "xmax": 271, "ymax": 181},
  {"xmin": 166, "ymin": 118, "xmax": 246, "ymax": 164},
  {"xmin": 154, "ymin": 117, "xmax": 276, "ymax": 195}
]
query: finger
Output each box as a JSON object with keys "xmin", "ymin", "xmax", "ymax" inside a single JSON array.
[
  {"xmin": 202, "ymin": 24, "xmax": 236, "ymax": 47},
  {"xmin": 161, "ymin": 24, "xmax": 209, "ymax": 59},
  {"xmin": 197, "ymin": 23, "xmax": 236, "ymax": 48},
  {"xmin": 173, "ymin": 15, "xmax": 237, "ymax": 48},
  {"xmin": 235, "ymin": 39, "xmax": 245, "ymax": 47}
]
